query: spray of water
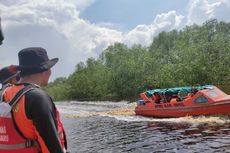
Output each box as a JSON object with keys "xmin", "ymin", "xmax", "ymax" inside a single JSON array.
[{"xmin": 57, "ymin": 101, "xmax": 230, "ymax": 126}]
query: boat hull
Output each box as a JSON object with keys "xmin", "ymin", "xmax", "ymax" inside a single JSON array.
[{"xmin": 135, "ymin": 101, "xmax": 230, "ymax": 118}]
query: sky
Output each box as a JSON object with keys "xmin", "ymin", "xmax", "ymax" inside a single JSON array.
[{"xmin": 0, "ymin": 0, "xmax": 230, "ymax": 81}]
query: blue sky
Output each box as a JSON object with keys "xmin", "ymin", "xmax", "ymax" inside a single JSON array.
[
  {"xmin": 0, "ymin": 0, "xmax": 230, "ymax": 80},
  {"xmin": 81, "ymin": 0, "xmax": 187, "ymax": 31}
]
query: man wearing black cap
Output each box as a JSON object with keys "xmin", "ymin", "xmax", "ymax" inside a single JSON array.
[
  {"xmin": 0, "ymin": 65, "xmax": 20, "ymax": 87},
  {"xmin": 0, "ymin": 47, "xmax": 67, "ymax": 153}
]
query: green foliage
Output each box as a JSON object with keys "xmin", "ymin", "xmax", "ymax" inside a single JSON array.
[
  {"xmin": 66, "ymin": 58, "xmax": 111, "ymax": 100},
  {"xmin": 46, "ymin": 19, "xmax": 230, "ymax": 101},
  {"xmin": 104, "ymin": 44, "xmax": 150, "ymax": 100},
  {"xmin": 44, "ymin": 77, "xmax": 70, "ymax": 101}
]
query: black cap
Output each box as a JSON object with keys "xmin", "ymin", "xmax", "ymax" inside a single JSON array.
[{"xmin": 0, "ymin": 65, "xmax": 19, "ymax": 84}]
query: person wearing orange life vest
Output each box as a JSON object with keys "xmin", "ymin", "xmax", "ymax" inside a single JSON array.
[{"xmin": 0, "ymin": 47, "xmax": 67, "ymax": 153}]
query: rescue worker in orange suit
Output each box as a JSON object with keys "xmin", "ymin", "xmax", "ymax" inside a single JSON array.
[{"xmin": 0, "ymin": 47, "xmax": 67, "ymax": 153}]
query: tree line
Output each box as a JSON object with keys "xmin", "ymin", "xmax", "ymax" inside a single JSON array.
[{"xmin": 45, "ymin": 19, "xmax": 230, "ymax": 101}]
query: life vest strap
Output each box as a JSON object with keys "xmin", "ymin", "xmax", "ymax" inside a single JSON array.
[
  {"xmin": 9, "ymin": 85, "xmax": 38, "ymax": 140},
  {"xmin": 0, "ymin": 140, "xmax": 36, "ymax": 149},
  {"xmin": 9, "ymin": 85, "xmax": 37, "ymax": 107}
]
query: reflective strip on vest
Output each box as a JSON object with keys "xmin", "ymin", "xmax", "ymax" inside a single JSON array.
[{"xmin": 0, "ymin": 140, "xmax": 34, "ymax": 149}]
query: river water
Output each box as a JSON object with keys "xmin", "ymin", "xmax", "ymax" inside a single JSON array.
[{"xmin": 56, "ymin": 101, "xmax": 230, "ymax": 153}]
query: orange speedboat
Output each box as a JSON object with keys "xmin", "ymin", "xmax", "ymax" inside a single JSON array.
[{"xmin": 135, "ymin": 85, "xmax": 230, "ymax": 118}]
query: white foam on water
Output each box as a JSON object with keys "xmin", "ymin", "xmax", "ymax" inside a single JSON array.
[
  {"xmin": 56, "ymin": 101, "xmax": 136, "ymax": 117},
  {"xmin": 109, "ymin": 114, "xmax": 230, "ymax": 126},
  {"xmin": 56, "ymin": 101, "xmax": 230, "ymax": 125}
]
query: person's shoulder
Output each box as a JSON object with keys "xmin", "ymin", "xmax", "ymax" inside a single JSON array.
[
  {"xmin": 24, "ymin": 85, "xmax": 50, "ymax": 101},
  {"xmin": 23, "ymin": 86, "xmax": 54, "ymax": 118}
]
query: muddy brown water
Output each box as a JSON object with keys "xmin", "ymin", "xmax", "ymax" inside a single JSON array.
[{"xmin": 56, "ymin": 101, "xmax": 230, "ymax": 153}]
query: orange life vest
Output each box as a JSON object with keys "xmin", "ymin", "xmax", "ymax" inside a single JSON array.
[{"xmin": 0, "ymin": 84, "xmax": 67, "ymax": 153}]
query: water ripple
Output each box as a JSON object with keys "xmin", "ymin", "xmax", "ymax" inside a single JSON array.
[{"xmin": 56, "ymin": 101, "xmax": 230, "ymax": 153}]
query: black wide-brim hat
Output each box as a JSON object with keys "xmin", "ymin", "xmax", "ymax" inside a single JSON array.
[{"xmin": 17, "ymin": 47, "xmax": 58, "ymax": 76}]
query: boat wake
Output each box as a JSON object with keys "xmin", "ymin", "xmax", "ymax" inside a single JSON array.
[
  {"xmin": 57, "ymin": 101, "xmax": 230, "ymax": 126},
  {"xmin": 63, "ymin": 108, "xmax": 230, "ymax": 126},
  {"xmin": 111, "ymin": 115, "xmax": 230, "ymax": 125},
  {"xmin": 63, "ymin": 107, "xmax": 135, "ymax": 118}
]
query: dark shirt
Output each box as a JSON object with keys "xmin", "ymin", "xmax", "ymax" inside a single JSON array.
[{"xmin": 23, "ymin": 84, "xmax": 64, "ymax": 153}]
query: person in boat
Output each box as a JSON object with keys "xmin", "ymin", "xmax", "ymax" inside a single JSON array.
[
  {"xmin": 0, "ymin": 47, "xmax": 68, "ymax": 153},
  {"xmin": 187, "ymin": 88, "xmax": 198, "ymax": 98},
  {"xmin": 152, "ymin": 90, "xmax": 170, "ymax": 104},
  {"xmin": 0, "ymin": 65, "xmax": 20, "ymax": 88},
  {"xmin": 170, "ymin": 94, "xmax": 183, "ymax": 103},
  {"xmin": 164, "ymin": 93, "xmax": 172, "ymax": 103},
  {"xmin": 153, "ymin": 92, "xmax": 162, "ymax": 104}
]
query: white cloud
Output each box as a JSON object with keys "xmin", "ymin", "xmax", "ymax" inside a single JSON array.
[
  {"xmin": 0, "ymin": 0, "xmax": 229, "ymax": 79},
  {"xmin": 0, "ymin": 0, "xmax": 122, "ymax": 79},
  {"xmin": 124, "ymin": 11, "xmax": 184, "ymax": 46},
  {"xmin": 187, "ymin": 0, "xmax": 230, "ymax": 25},
  {"xmin": 67, "ymin": 0, "xmax": 95, "ymax": 11},
  {"xmin": 124, "ymin": 24, "xmax": 152, "ymax": 46}
]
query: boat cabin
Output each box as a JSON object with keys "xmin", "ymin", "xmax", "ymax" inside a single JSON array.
[{"xmin": 138, "ymin": 85, "xmax": 227, "ymax": 106}]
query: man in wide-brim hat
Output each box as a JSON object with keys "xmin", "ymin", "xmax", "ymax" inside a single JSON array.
[
  {"xmin": 0, "ymin": 47, "xmax": 67, "ymax": 153},
  {"xmin": 17, "ymin": 47, "xmax": 59, "ymax": 86}
]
